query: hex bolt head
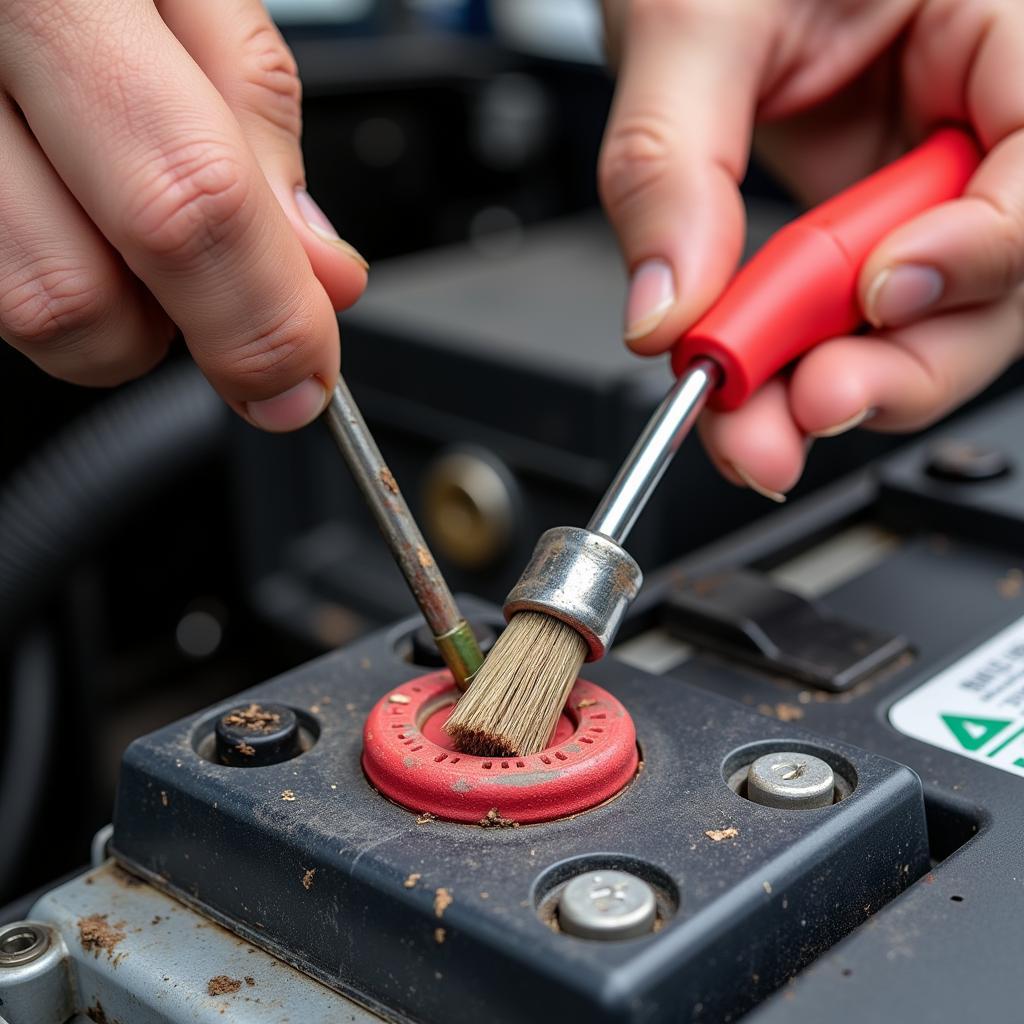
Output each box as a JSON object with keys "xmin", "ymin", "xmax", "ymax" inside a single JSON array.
[
  {"xmin": 746, "ymin": 752, "xmax": 835, "ymax": 810},
  {"xmin": 0, "ymin": 922, "xmax": 51, "ymax": 967},
  {"xmin": 558, "ymin": 869, "xmax": 657, "ymax": 940}
]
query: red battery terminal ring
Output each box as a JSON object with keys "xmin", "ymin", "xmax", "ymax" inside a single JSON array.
[{"xmin": 362, "ymin": 671, "xmax": 639, "ymax": 824}]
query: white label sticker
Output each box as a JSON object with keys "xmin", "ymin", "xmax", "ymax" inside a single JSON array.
[{"xmin": 889, "ymin": 614, "xmax": 1024, "ymax": 778}]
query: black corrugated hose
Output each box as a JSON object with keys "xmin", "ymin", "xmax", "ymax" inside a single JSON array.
[
  {"xmin": 0, "ymin": 359, "xmax": 228, "ymax": 650},
  {"xmin": 0, "ymin": 359, "xmax": 228, "ymax": 897}
]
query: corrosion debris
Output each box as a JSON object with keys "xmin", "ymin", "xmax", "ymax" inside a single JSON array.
[
  {"xmin": 236, "ymin": 741, "xmax": 255, "ymax": 757},
  {"xmin": 705, "ymin": 827, "xmax": 740, "ymax": 842},
  {"xmin": 222, "ymin": 704, "xmax": 281, "ymax": 733},
  {"xmin": 434, "ymin": 927, "xmax": 446, "ymax": 944},
  {"xmin": 479, "ymin": 807, "xmax": 519, "ymax": 829},
  {"xmin": 207, "ymin": 975, "xmax": 242, "ymax": 996},
  {"xmin": 434, "ymin": 888, "xmax": 453, "ymax": 918},
  {"xmin": 302, "ymin": 869, "xmax": 316, "ymax": 891},
  {"xmin": 379, "ymin": 468, "xmax": 399, "ymax": 494},
  {"xmin": 78, "ymin": 915, "xmax": 126, "ymax": 958},
  {"xmin": 758, "ymin": 703, "xmax": 805, "ymax": 722},
  {"xmin": 404, "ymin": 873, "xmax": 422, "ymax": 889},
  {"xmin": 160, "ymin": 791, "xmax": 169, "ymax": 807},
  {"xmin": 998, "ymin": 569, "xmax": 1023, "ymax": 598},
  {"xmin": 281, "ymin": 790, "xmax": 296, "ymax": 801},
  {"xmin": 416, "ymin": 812, "xmax": 435, "ymax": 825}
]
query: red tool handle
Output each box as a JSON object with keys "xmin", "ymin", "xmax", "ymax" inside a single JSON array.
[{"xmin": 671, "ymin": 127, "xmax": 981, "ymax": 410}]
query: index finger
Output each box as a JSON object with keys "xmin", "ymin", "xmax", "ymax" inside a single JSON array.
[{"xmin": 0, "ymin": 0, "xmax": 339, "ymax": 430}]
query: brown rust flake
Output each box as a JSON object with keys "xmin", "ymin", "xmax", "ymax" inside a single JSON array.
[
  {"xmin": 705, "ymin": 827, "xmax": 740, "ymax": 842},
  {"xmin": 222, "ymin": 704, "xmax": 281, "ymax": 733},
  {"xmin": 758, "ymin": 702, "xmax": 805, "ymax": 722},
  {"xmin": 379, "ymin": 468, "xmax": 400, "ymax": 494},
  {"xmin": 434, "ymin": 888, "xmax": 453, "ymax": 918},
  {"xmin": 207, "ymin": 975, "xmax": 242, "ymax": 996},
  {"xmin": 404, "ymin": 873, "xmax": 422, "ymax": 888},
  {"xmin": 479, "ymin": 807, "xmax": 519, "ymax": 829},
  {"xmin": 86, "ymin": 1001, "xmax": 116, "ymax": 1024},
  {"xmin": 302, "ymin": 868, "xmax": 316, "ymax": 891},
  {"xmin": 79, "ymin": 915, "xmax": 126, "ymax": 958},
  {"xmin": 998, "ymin": 569, "xmax": 1023, "ymax": 598}
]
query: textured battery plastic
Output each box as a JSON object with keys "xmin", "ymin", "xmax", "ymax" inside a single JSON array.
[
  {"xmin": 362, "ymin": 671, "xmax": 639, "ymax": 823},
  {"xmin": 672, "ymin": 128, "xmax": 981, "ymax": 409}
]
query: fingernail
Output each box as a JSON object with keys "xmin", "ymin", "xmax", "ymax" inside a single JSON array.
[
  {"xmin": 865, "ymin": 265, "xmax": 943, "ymax": 328},
  {"xmin": 625, "ymin": 258, "xmax": 675, "ymax": 341},
  {"xmin": 294, "ymin": 188, "xmax": 369, "ymax": 270},
  {"xmin": 729, "ymin": 463, "xmax": 787, "ymax": 503},
  {"xmin": 246, "ymin": 376, "xmax": 330, "ymax": 432},
  {"xmin": 811, "ymin": 406, "xmax": 876, "ymax": 438}
]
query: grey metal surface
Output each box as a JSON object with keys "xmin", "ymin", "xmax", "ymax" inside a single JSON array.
[
  {"xmin": 0, "ymin": 922, "xmax": 51, "ymax": 967},
  {"xmin": 504, "ymin": 524, "xmax": 642, "ymax": 659},
  {"xmin": 90, "ymin": 824, "xmax": 114, "ymax": 869},
  {"xmin": 746, "ymin": 752, "xmax": 836, "ymax": 810},
  {"xmin": 17, "ymin": 861, "xmax": 381, "ymax": 1024},
  {"xmin": 0, "ymin": 921, "xmax": 71, "ymax": 1024},
  {"xmin": 588, "ymin": 358, "xmax": 719, "ymax": 543},
  {"xmin": 557, "ymin": 870, "xmax": 657, "ymax": 941},
  {"xmin": 324, "ymin": 376, "xmax": 482, "ymax": 687}
]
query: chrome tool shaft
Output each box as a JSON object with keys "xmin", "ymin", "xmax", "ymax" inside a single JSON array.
[
  {"xmin": 504, "ymin": 358, "xmax": 721, "ymax": 661},
  {"xmin": 323, "ymin": 378, "xmax": 483, "ymax": 689},
  {"xmin": 588, "ymin": 358, "xmax": 720, "ymax": 545}
]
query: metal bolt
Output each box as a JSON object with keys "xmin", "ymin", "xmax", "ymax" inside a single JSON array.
[
  {"xmin": 214, "ymin": 702, "xmax": 302, "ymax": 767},
  {"xmin": 0, "ymin": 923, "xmax": 51, "ymax": 967},
  {"xmin": 925, "ymin": 440, "xmax": 1011, "ymax": 483},
  {"xmin": 746, "ymin": 751, "xmax": 835, "ymax": 810},
  {"xmin": 558, "ymin": 869, "xmax": 657, "ymax": 940}
]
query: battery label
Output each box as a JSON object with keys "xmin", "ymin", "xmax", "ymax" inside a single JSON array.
[{"xmin": 889, "ymin": 615, "xmax": 1024, "ymax": 778}]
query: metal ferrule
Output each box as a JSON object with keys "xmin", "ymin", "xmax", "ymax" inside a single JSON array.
[
  {"xmin": 434, "ymin": 620, "xmax": 484, "ymax": 691},
  {"xmin": 503, "ymin": 526, "xmax": 643, "ymax": 661}
]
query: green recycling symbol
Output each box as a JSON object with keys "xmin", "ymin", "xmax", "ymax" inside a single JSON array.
[{"xmin": 940, "ymin": 713, "xmax": 1012, "ymax": 752}]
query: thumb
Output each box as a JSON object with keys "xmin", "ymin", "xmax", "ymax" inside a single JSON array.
[
  {"xmin": 160, "ymin": 0, "xmax": 368, "ymax": 315},
  {"xmin": 599, "ymin": 0, "xmax": 772, "ymax": 355}
]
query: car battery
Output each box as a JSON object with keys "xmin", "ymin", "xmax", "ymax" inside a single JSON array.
[
  {"xmin": 87, "ymin": 386, "xmax": 1024, "ymax": 1023},
  {"xmin": 8, "ymin": 386, "xmax": 1023, "ymax": 1022}
]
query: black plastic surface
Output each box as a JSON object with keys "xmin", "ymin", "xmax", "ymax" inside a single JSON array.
[
  {"xmin": 112, "ymin": 601, "xmax": 926, "ymax": 1024},
  {"xmin": 640, "ymin": 389, "xmax": 1024, "ymax": 1023},
  {"xmin": 662, "ymin": 569, "xmax": 908, "ymax": 691}
]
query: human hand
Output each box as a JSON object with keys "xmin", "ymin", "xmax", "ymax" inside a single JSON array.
[
  {"xmin": 0, "ymin": 0, "xmax": 367, "ymax": 431},
  {"xmin": 600, "ymin": 0, "xmax": 1024, "ymax": 499}
]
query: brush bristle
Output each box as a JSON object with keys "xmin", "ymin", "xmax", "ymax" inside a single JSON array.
[{"xmin": 444, "ymin": 611, "xmax": 588, "ymax": 757}]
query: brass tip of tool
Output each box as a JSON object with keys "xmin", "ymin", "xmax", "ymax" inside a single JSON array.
[
  {"xmin": 444, "ymin": 611, "xmax": 587, "ymax": 756},
  {"xmin": 434, "ymin": 620, "xmax": 484, "ymax": 692}
]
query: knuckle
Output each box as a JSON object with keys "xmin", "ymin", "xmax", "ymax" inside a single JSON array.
[
  {"xmin": 0, "ymin": 258, "xmax": 109, "ymax": 346},
  {"xmin": 217, "ymin": 299, "xmax": 317, "ymax": 387},
  {"xmin": 124, "ymin": 142, "xmax": 252, "ymax": 261},
  {"xmin": 233, "ymin": 22, "xmax": 302, "ymax": 137},
  {"xmin": 599, "ymin": 113, "xmax": 678, "ymax": 210},
  {"xmin": 990, "ymin": 208, "xmax": 1024, "ymax": 294}
]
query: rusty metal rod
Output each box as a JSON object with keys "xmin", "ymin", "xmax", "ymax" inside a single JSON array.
[{"xmin": 322, "ymin": 378, "xmax": 482, "ymax": 689}]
